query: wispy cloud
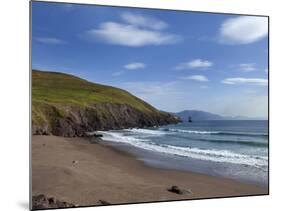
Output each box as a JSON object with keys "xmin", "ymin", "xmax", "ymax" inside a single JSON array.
[
  {"xmin": 239, "ymin": 63, "xmax": 256, "ymax": 72},
  {"xmin": 86, "ymin": 13, "xmax": 182, "ymax": 47},
  {"xmin": 179, "ymin": 75, "xmax": 209, "ymax": 82},
  {"xmin": 113, "ymin": 62, "xmax": 146, "ymax": 77},
  {"xmin": 112, "ymin": 70, "xmax": 125, "ymax": 77},
  {"xmin": 124, "ymin": 62, "xmax": 146, "ymax": 70},
  {"xmin": 113, "ymin": 81, "xmax": 187, "ymax": 111},
  {"xmin": 222, "ymin": 77, "xmax": 268, "ymax": 86},
  {"xmin": 265, "ymin": 68, "xmax": 268, "ymax": 73},
  {"xmin": 175, "ymin": 59, "xmax": 213, "ymax": 70},
  {"xmin": 219, "ymin": 16, "xmax": 268, "ymax": 45},
  {"xmin": 35, "ymin": 37, "xmax": 65, "ymax": 45},
  {"xmin": 120, "ymin": 81, "xmax": 179, "ymax": 95},
  {"xmin": 121, "ymin": 12, "xmax": 168, "ymax": 30},
  {"xmin": 88, "ymin": 22, "xmax": 181, "ymax": 47}
]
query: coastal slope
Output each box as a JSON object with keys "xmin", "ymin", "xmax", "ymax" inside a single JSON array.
[{"xmin": 32, "ymin": 70, "xmax": 179, "ymax": 136}]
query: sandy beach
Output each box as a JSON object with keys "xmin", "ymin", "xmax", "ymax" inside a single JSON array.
[{"xmin": 32, "ymin": 135, "xmax": 268, "ymax": 208}]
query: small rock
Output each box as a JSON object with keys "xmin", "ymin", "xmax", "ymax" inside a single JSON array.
[
  {"xmin": 33, "ymin": 194, "xmax": 47, "ymax": 207},
  {"xmin": 48, "ymin": 197, "xmax": 55, "ymax": 205},
  {"xmin": 72, "ymin": 160, "xmax": 78, "ymax": 164},
  {"xmin": 185, "ymin": 189, "xmax": 193, "ymax": 194},
  {"xmin": 93, "ymin": 133, "xmax": 103, "ymax": 138},
  {"xmin": 32, "ymin": 194, "xmax": 75, "ymax": 209},
  {"xmin": 98, "ymin": 200, "xmax": 111, "ymax": 205},
  {"xmin": 167, "ymin": 185, "xmax": 184, "ymax": 194}
]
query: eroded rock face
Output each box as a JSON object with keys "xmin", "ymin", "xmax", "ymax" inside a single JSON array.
[
  {"xmin": 32, "ymin": 103, "xmax": 180, "ymax": 137},
  {"xmin": 32, "ymin": 194, "xmax": 75, "ymax": 209}
]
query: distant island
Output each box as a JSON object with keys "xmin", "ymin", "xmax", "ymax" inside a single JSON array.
[
  {"xmin": 32, "ymin": 70, "xmax": 180, "ymax": 137},
  {"xmin": 175, "ymin": 110, "xmax": 267, "ymax": 121}
]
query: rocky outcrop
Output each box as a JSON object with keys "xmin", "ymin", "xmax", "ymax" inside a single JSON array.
[
  {"xmin": 32, "ymin": 194, "xmax": 75, "ymax": 209},
  {"xmin": 32, "ymin": 102, "xmax": 180, "ymax": 137},
  {"xmin": 32, "ymin": 70, "xmax": 181, "ymax": 137}
]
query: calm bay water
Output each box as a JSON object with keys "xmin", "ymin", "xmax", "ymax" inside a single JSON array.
[{"xmin": 99, "ymin": 120, "xmax": 268, "ymax": 186}]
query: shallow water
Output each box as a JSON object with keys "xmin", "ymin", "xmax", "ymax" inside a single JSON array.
[{"xmin": 99, "ymin": 120, "xmax": 268, "ymax": 186}]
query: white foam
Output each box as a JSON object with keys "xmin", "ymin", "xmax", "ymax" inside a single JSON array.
[
  {"xmin": 165, "ymin": 128, "xmax": 220, "ymax": 134},
  {"xmin": 124, "ymin": 128, "xmax": 167, "ymax": 136},
  {"xmin": 98, "ymin": 131, "xmax": 268, "ymax": 168},
  {"xmin": 165, "ymin": 128, "xmax": 268, "ymax": 136}
]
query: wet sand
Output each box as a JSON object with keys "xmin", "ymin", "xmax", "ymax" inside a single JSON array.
[{"xmin": 32, "ymin": 135, "xmax": 268, "ymax": 208}]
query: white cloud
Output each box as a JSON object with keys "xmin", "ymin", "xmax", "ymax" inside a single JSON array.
[
  {"xmin": 112, "ymin": 71, "xmax": 125, "ymax": 77},
  {"xmin": 175, "ymin": 59, "xmax": 213, "ymax": 70},
  {"xmin": 113, "ymin": 81, "xmax": 186, "ymax": 111},
  {"xmin": 112, "ymin": 62, "xmax": 145, "ymax": 77},
  {"xmin": 121, "ymin": 12, "xmax": 168, "ymax": 30},
  {"xmin": 222, "ymin": 77, "xmax": 268, "ymax": 86},
  {"xmin": 109, "ymin": 80, "xmax": 267, "ymax": 117},
  {"xmin": 124, "ymin": 62, "xmax": 146, "ymax": 70},
  {"xmin": 35, "ymin": 37, "xmax": 64, "ymax": 44},
  {"xmin": 239, "ymin": 63, "xmax": 256, "ymax": 72},
  {"xmin": 88, "ymin": 22, "xmax": 181, "ymax": 47},
  {"xmin": 219, "ymin": 16, "xmax": 268, "ymax": 45},
  {"xmin": 180, "ymin": 75, "xmax": 209, "ymax": 82},
  {"xmin": 216, "ymin": 94, "xmax": 268, "ymax": 119}
]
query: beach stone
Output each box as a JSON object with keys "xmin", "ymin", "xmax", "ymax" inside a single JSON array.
[
  {"xmin": 98, "ymin": 200, "xmax": 111, "ymax": 205},
  {"xmin": 48, "ymin": 197, "xmax": 55, "ymax": 205},
  {"xmin": 93, "ymin": 133, "xmax": 103, "ymax": 138},
  {"xmin": 33, "ymin": 194, "xmax": 47, "ymax": 208},
  {"xmin": 32, "ymin": 194, "xmax": 75, "ymax": 209},
  {"xmin": 167, "ymin": 185, "xmax": 184, "ymax": 194},
  {"xmin": 72, "ymin": 160, "xmax": 78, "ymax": 164},
  {"xmin": 185, "ymin": 189, "xmax": 193, "ymax": 194}
]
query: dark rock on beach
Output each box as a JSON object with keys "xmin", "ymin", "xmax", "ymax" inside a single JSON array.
[
  {"xmin": 93, "ymin": 133, "xmax": 103, "ymax": 138},
  {"xmin": 167, "ymin": 185, "xmax": 193, "ymax": 195},
  {"xmin": 98, "ymin": 200, "xmax": 111, "ymax": 205},
  {"xmin": 167, "ymin": 185, "xmax": 185, "ymax": 194},
  {"xmin": 32, "ymin": 194, "xmax": 75, "ymax": 209}
]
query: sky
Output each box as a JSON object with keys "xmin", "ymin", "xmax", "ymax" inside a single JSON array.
[{"xmin": 32, "ymin": 2, "xmax": 269, "ymax": 118}]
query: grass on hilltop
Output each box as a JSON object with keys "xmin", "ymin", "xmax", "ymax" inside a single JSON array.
[{"xmin": 32, "ymin": 70, "xmax": 160, "ymax": 125}]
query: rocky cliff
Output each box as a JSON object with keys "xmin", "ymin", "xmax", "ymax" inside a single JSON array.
[{"xmin": 32, "ymin": 70, "xmax": 179, "ymax": 137}]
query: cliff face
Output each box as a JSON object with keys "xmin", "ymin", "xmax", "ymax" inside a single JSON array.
[
  {"xmin": 32, "ymin": 102, "xmax": 179, "ymax": 137},
  {"xmin": 32, "ymin": 70, "xmax": 179, "ymax": 137}
]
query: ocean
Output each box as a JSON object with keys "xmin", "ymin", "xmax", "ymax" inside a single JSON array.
[{"xmin": 98, "ymin": 120, "xmax": 268, "ymax": 186}]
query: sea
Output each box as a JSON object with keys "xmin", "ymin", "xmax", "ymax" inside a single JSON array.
[{"xmin": 98, "ymin": 120, "xmax": 268, "ymax": 186}]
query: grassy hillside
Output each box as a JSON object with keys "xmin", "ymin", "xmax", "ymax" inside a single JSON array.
[
  {"xmin": 32, "ymin": 70, "xmax": 158, "ymax": 112},
  {"xmin": 32, "ymin": 70, "xmax": 179, "ymax": 136}
]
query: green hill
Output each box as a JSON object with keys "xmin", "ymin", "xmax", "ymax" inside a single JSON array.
[{"xmin": 32, "ymin": 70, "xmax": 179, "ymax": 136}]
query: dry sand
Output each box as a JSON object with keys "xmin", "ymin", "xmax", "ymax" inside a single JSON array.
[{"xmin": 32, "ymin": 135, "xmax": 268, "ymax": 208}]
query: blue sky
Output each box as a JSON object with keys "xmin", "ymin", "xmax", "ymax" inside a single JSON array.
[{"xmin": 32, "ymin": 2, "xmax": 269, "ymax": 118}]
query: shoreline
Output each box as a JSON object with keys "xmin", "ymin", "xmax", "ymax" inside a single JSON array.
[
  {"xmin": 100, "ymin": 139, "xmax": 268, "ymax": 188},
  {"xmin": 32, "ymin": 135, "xmax": 268, "ymax": 208}
]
